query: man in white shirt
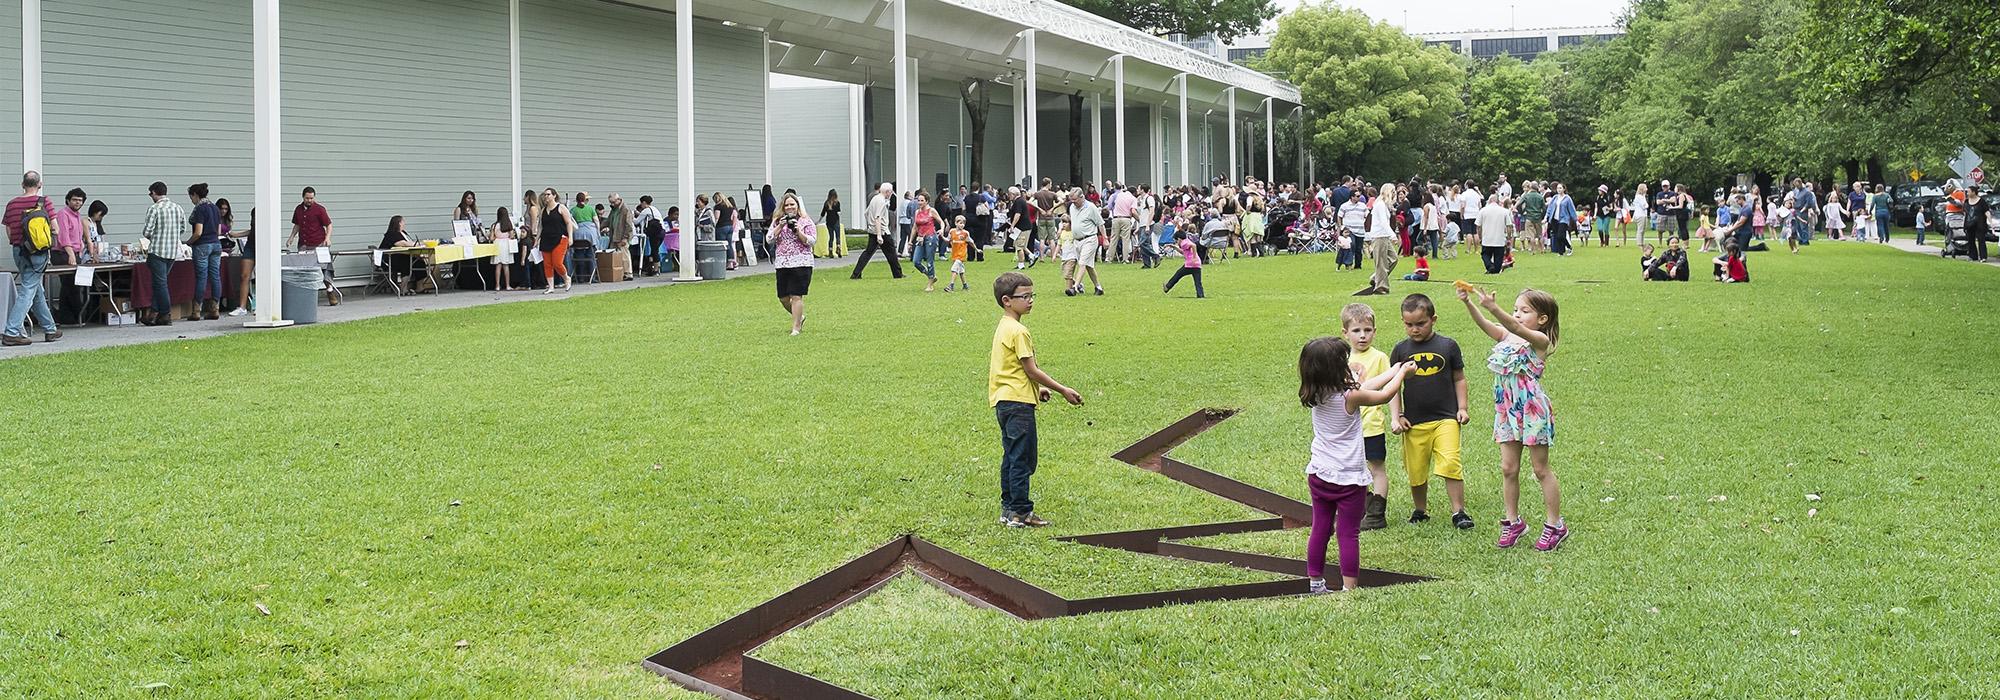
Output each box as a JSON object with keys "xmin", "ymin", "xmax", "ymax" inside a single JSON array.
[
  {"xmin": 1134, "ymin": 186, "xmax": 1158, "ymax": 266},
  {"xmin": 850, "ymin": 183, "xmax": 904, "ymax": 279},
  {"xmin": 1495, "ymin": 174, "xmax": 1513, "ymax": 200},
  {"xmin": 1357, "ymin": 183, "xmax": 1400, "ymax": 296},
  {"xmin": 1456, "ymin": 180, "xmax": 1484, "ymax": 223},
  {"xmin": 634, "ymin": 195, "xmax": 665, "ymax": 275},
  {"xmin": 1067, "ymin": 188, "xmax": 1107, "ymax": 295},
  {"xmin": 1477, "ymin": 195, "xmax": 1514, "ymax": 274}
]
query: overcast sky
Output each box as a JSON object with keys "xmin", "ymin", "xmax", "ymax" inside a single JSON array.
[{"xmin": 1269, "ymin": 0, "xmax": 1628, "ymax": 35}]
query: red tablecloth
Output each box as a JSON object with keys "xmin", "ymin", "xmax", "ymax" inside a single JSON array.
[{"xmin": 130, "ymin": 258, "xmax": 241, "ymax": 307}]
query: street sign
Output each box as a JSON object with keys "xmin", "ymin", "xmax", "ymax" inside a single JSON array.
[
  {"xmin": 1948, "ymin": 146, "xmax": 1982, "ymax": 179},
  {"xmin": 1974, "ymin": 167, "xmax": 1986, "ymax": 185}
]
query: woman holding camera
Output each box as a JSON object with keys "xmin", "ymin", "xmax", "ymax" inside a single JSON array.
[{"xmin": 770, "ymin": 192, "xmax": 817, "ymax": 335}]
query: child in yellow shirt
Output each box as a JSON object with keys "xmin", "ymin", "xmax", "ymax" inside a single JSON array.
[
  {"xmin": 1342, "ymin": 303, "xmax": 1395, "ymax": 530},
  {"xmin": 990, "ymin": 271, "xmax": 1083, "ymax": 527}
]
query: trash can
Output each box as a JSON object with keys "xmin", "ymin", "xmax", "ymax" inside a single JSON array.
[
  {"xmin": 696, "ymin": 240, "xmax": 729, "ymax": 280},
  {"xmin": 281, "ymin": 266, "xmax": 321, "ymax": 324}
]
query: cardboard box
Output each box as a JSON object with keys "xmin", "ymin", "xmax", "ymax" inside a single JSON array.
[{"xmin": 596, "ymin": 249, "xmax": 631, "ymax": 281}]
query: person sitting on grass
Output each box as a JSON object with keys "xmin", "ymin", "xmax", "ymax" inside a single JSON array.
[
  {"xmin": 1403, "ymin": 251, "xmax": 1431, "ymax": 281},
  {"xmin": 1297, "ymin": 336, "xmax": 1414, "ymax": 594},
  {"xmin": 1714, "ymin": 241, "xmax": 1748, "ymax": 283},
  {"xmin": 1644, "ymin": 239, "xmax": 1689, "ymax": 281},
  {"xmin": 989, "ymin": 271, "xmax": 1083, "ymax": 529}
]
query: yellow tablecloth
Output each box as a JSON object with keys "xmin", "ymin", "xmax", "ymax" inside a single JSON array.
[{"xmin": 399, "ymin": 242, "xmax": 499, "ymax": 264}]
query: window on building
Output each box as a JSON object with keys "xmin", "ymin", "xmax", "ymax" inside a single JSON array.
[{"xmin": 1470, "ymin": 36, "xmax": 1549, "ymax": 61}]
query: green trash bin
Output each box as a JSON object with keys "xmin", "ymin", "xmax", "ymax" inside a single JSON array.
[{"xmin": 695, "ymin": 240, "xmax": 728, "ymax": 280}]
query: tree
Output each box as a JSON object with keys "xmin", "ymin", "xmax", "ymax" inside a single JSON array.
[
  {"xmin": 963, "ymin": 80, "xmax": 992, "ymax": 186},
  {"xmin": 1463, "ymin": 59, "xmax": 1554, "ymax": 184},
  {"xmin": 1059, "ymin": 0, "xmax": 1278, "ymax": 42},
  {"xmin": 1258, "ymin": 4, "xmax": 1465, "ymax": 179},
  {"xmin": 1794, "ymin": 0, "xmax": 2000, "ymax": 161}
]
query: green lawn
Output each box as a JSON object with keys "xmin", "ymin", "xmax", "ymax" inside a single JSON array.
[{"xmin": 3, "ymin": 239, "xmax": 1996, "ymax": 698}]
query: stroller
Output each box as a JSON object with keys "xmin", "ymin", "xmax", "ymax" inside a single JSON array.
[
  {"xmin": 1940, "ymin": 210, "xmax": 1975, "ymax": 258},
  {"xmin": 1265, "ymin": 207, "xmax": 1299, "ymax": 255}
]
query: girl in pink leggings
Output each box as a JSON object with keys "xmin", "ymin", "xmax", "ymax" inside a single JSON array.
[{"xmin": 1297, "ymin": 337, "xmax": 1413, "ymax": 593}]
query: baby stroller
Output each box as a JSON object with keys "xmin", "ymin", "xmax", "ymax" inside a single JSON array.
[
  {"xmin": 1265, "ymin": 208, "xmax": 1299, "ymax": 255},
  {"xmin": 1940, "ymin": 210, "xmax": 1974, "ymax": 258}
]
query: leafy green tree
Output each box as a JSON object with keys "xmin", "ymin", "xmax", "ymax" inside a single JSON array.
[
  {"xmin": 1463, "ymin": 58, "xmax": 1554, "ymax": 184},
  {"xmin": 1794, "ymin": 0, "xmax": 2000, "ymax": 161},
  {"xmin": 1059, "ymin": 0, "xmax": 1278, "ymax": 42},
  {"xmin": 1258, "ymin": 4, "xmax": 1465, "ymax": 178}
]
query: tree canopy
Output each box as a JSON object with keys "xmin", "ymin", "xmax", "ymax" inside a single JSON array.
[
  {"xmin": 1060, "ymin": 0, "xmax": 1278, "ymax": 42},
  {"xmin": 1258, "ymin": 5, "xmax": 1464, "ymax": 178}
]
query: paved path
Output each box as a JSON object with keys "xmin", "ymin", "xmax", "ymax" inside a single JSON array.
[
  {"xmin": 1878, "ymin": 235, "xmax": 1998, "ymax": 268},
  {"xmin": 3, "ymin": 253, "xmax": 860, "ymax": 360}
]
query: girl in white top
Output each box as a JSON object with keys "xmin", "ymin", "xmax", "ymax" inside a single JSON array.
[
  {"xmin": 1299, "ymin": 337, "xmax": 1413, "ymax": 594},
  {"xmin": 1630, "ymin": 183, "xmax": 1652, "ymax": 244},
  {"xmin": 1822, "ymin": 199, "xmax": 1847, "ymax": 240}
]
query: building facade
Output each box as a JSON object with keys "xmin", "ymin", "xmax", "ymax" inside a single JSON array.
[{"xmin": 1419, "ymin": 25, "xmax": 1624, "ymax": 61}]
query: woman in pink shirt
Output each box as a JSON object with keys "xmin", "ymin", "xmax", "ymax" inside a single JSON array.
[
  {"xmin": 910, "ymin": 191, "xmax": 942, "ymax": 292},
  {"xmin": 770, "ymin": 193, "xmax": 817, "ymax": 336}
]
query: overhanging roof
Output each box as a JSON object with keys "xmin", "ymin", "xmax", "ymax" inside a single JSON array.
[{"xmin": 626, "ymin": 0, "xmax": 1301, "ymax": 113}]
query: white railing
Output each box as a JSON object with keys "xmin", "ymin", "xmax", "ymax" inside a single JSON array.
[{"xmin": 937, "ymin": 0, "xmax": 1301, "ymax": 102}]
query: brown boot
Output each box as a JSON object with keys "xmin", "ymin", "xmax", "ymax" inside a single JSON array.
[
  {"xmin": 203, "ymin": 300, "xmax": 220, "ymax": 320},
  {"xmin": 1360, "ymin": 493, "xmax": 1389, "ymax": 531}
]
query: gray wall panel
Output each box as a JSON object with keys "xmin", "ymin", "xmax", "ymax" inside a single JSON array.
[
  {"xmin": 0, "ymin": 0, "xmax": 20, "ymax": 180},
  {"xmin": 281, "ymin": 0, "xmax": 509, "ymax": 257},
  {"xmin": 43, "ymin": 0, "xmax": 251, "ymax": 248},
  {"xmin": 768, "ymin": 86, "xmax": 850, "ymax": 230}
]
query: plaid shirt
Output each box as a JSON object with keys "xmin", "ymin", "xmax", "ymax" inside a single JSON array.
[{"xmin": 141, "ymin": 198, "xmax": 189, "ymax": 259}]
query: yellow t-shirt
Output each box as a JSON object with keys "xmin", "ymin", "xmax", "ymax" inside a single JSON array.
[
  {"xmin": 989, "ymin": 316, "xmax": 1038, "ymax": 406},
  {"xmin": 1353, "ymin": 346, "xmax": 1390, "ymax": 437}
]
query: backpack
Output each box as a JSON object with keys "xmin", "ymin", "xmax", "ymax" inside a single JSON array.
[{"xmin": 19, "ymin": 198, "xmax": 52, "ymax": 253}]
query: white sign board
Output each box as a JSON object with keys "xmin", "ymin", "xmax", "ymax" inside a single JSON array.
[
  {"xmin": 1948, "ymin": 146, "xmax": 1982, "ymax": 179},
  {"xmin": 743, "ymin": 190, "xmax": 766, "ymax": 220}
]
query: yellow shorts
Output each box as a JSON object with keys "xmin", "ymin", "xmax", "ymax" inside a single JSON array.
[{"xmin": 1402, "ymin": 419, "xmax": 1463, "ymax": 485}]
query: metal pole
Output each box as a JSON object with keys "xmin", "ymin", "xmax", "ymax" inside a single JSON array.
[
  {"xmin": 673, "ymin": 0, "xmax": 698, "ymax": 280},
  {"xmin": 509, "ymin": 0, "xmax": 521, "ymax": 200},
  {"xmin": 762, "ymin": 31, "xmax": 773, "ymax": 187},
  {"xmin": 245, "ymin": 0, "xmax": 290, "ymax": 327}
]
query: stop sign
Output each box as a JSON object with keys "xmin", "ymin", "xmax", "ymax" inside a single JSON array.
[{"xmin": 1974, "ymin": 166, "xmax": 1986, "ymax": 184}]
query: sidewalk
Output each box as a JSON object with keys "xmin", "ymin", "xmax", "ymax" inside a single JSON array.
[
  {"xmin": 2, "ymin": 252, "xmax": 857, "ymax": 360},
  {"xmin": 1879, "ymin": 235, "xmax": 1998, "ymax": 267}
]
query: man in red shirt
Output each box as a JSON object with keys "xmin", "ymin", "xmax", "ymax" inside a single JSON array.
[
  {"xmin": 287, "ymin": 186, "xmax": 337, "ymax": 304},
  {"xmin": 288, "ymin": 186, "xmax": 331, "ymax": 249},
  {"xmin": 4, "ymin": 171, "xmax": 60, "ymax": 346}
]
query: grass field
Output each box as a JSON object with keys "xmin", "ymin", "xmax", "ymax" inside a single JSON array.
[{"xmin": 3, "ymin": 237, "xmax": 1996, "ymax": 698}]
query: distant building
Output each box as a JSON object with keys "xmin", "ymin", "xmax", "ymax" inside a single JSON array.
[
  {"xmin": 1226, "ymin": 34, "xmax": 1271, "ymax": 65},
  {"xmin": 1168, "ymin": 33, "xmax": 1227, "ymax": 61},
  {"xmin": 1419, "ymin": 25, "xmax": 1623, "ymax": 61}
]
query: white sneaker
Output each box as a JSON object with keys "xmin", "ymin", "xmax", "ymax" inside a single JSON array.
[{"xmin": 226, "ymin": 308, "xmax": 247, "ymax": 317}]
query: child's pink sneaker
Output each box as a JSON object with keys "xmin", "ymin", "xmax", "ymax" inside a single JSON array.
[
  {"xmin": 1496, "ymin": 519, "xmax": 1529, "ymax": 548},
  {"xmin": 1534, "ymin": 523, "xmax": 1569, "ymax": 551}
]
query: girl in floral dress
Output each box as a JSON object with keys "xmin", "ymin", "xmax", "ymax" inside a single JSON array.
[{"xmin": 1459, "ymin": 285, "xmax": 1566, "ymax": 551}]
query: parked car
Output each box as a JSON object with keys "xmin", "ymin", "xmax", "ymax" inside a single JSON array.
[{"xmin": 1892, "ymin": 181, "xmax": 1947, "ymax": 226}]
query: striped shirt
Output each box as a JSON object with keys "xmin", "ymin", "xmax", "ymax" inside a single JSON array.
[{"xmin": 141, "ymin": 198, "xmax": 189, "ymax": 259}]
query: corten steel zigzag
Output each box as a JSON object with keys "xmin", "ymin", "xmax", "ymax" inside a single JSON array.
[{"xmin": 641, "ymin": 408, "xmax": 1433, "ymax": 700}]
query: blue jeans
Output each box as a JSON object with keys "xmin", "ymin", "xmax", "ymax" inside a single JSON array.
[
  {"xmin": 1875, "ymin": 210, "xmax": 1891, "ymax": 241},
  {"xmin": 995, "ymin": 401, "xmax": 1038, "ymax": 516},
  {"xmin": 912, "ymin": 236, "xmax": 938, "ymax": 279},
  {"xmin": 147, "ymin": 254, "xmax": 175, "ymax": 316},
  {"xmin": 192, "ymin": 242, "xmax": 222, "ymax": 301},
  {"xmin": 1792, "ymin": 219, "xmax": 1812, "ymax": 244},
  {"xmin": 5, "ymin": 248, "xmax": 55, "ymax": 337},
  {"xmin": 569, "ymin": 239, "xmax": 597, "ymax": 282}
]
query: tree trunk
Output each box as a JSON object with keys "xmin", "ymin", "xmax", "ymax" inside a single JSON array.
[
  {"xmin": 1067, "ymin": 93, "xmax": 1085, "ymax": 187},
  {"xmin": 1865, "ymin": 155, "xmax": 1886, "ymax": 185},
  {"xmin": 962, "ymin": 80, "xmax": 990, "ymax": 187},
  {"xmin": 863, "ymin": 86, "xmax": 877, "ymax": 186},
  {"xmin": 1842, "ymin": 159, "xmax": 1860, "ymax": 186}
]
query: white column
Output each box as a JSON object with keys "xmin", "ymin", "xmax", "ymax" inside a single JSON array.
[
  {"xmin": 1011, "ymin": 80, "xmax": 1024, "ymax": 186},
  {"xmin": 762, "ymin": 31, "xmax": 773, "ymax": 187},
  {"xmin": 21, "ymin": 0, "xmax": 40, "ymax": 172},
  {"xmin": 1225, "ymin": 88, "xmax": 1237, "ymax": 185},
  {"xmin": 245, "ymin": 0, "xmax": 289, "ymax": 327},
  {"xmin": 1177, "ymin": 75, "xmax": 1188, "ymax": 187},
  {"xmin": 673, "ymin": 0, "xmax": 698, "ymax": 280},
  {"xmin": 1090, "ymin": 92, "xmax": 1102, "ymax": 186},
  {"xmin": 508, "ymin": 0, "xmax": 521, "ymax": 199},
  {"xmin": 1295, "ymin": 107, "xmax": 1305, "ymax": 185},
  {"xmin": 907, "ymin": 57, "xmax": 920, "ymax": 191},
  {"xmin": 1022, "ymin": 29, "xmax": 1037, "ymax": 185},
  {"xmin": 1149, "ymin": 106, "xmax": 1162, "ymax": 188},
  {"xmin": 892, "ymin": 0, "xmax": 911, "ymax": 194},
  {"xmin": 1266, "ymin": 98, "xmax": 1275, "ymax": 183},
  {"xmin": 849, "ymin": 83, "xmax": 866, "ymax": 237},
  {"xmin": 1112, "ymin": 56, "xmax": 1125, "ymax": 186}
]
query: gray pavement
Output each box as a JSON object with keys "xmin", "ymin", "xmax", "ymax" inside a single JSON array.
[{"xmin": 2, "ymin": 252, "xmax": 862, "ymax": 360}]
